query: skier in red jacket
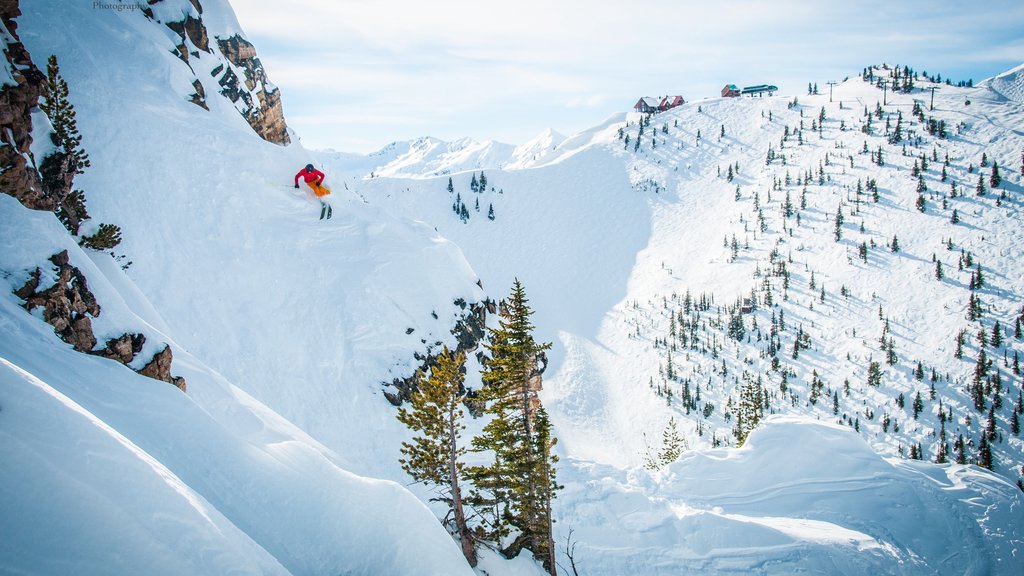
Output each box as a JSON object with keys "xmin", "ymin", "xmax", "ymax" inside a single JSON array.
[{"xmin": 294, "ymin": 163, "xmax": 330, "ymax": 197}]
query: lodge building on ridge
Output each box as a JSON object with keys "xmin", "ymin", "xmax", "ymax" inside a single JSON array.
[
  {"xmin": 633, "ymin": 95, "xmax": 685, "ymax": 114},
  {"xmin": 722, "ymin": 83, "xmax": 778, "ymax": 97}
]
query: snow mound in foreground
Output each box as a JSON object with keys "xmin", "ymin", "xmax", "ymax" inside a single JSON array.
[
  {"xmin": 559, "ymin": 416, "xmax": 1024, "ymax": 575},
  {"xmin": 0, "ymin": 202, "xmax": 474, "ymax": 576}
]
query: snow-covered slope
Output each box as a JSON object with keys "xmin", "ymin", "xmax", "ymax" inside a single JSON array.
[
  {"xmin": 324, "ymin": 66, "xmax": 1024, "ymax": 573},
  {"xmin": 561, "ymin": 416, "xmax": 1022, "ymax": 574},
  {"xmin": 2, "ymin": 0, "xmax": 1023, "ymax": 573},
  {"xmin": 984, "ymin": 62, "xmax": 1024, "ymax": 105},
  {"xmin": 2, "ymin": 1, "xmax": 481, "ymax": 574}
]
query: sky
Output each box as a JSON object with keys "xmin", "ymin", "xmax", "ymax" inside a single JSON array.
[{"xmin": 230, "ymin": 0, "xmax": 1024, "ymax": 154}]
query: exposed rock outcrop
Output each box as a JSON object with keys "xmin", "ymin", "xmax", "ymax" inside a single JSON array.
[
  {"xmin": 96, "ymin": 333, "xmax": 146, "ymax": 365},
  {"xmin": 0, "ymin": 0, "xmax": 47, "ymax": 208},
  {"xmin": 138, "ymin": 345, "xmax": 187, "ymax": 392},
  {"xmin": 152, "ymin": 0, "xmax": 290, "ymax": 145},
  {"xmin": 1, "ymin": 1, "xmax": 87, "ymax": 231},
  {"xmin": 20, "ymin": 251, "xmax": 101, "ymax": 352},
  {"xmin": 14, "ymin": 250, "xmax": 185, "ymax": 392},
  {"xmin": 216, "ymin": 34, "xmax": 290, "ymax": 145},
  {"xmin": 383, "ymin": 300, "xmax": 491, "ymax": 406}
]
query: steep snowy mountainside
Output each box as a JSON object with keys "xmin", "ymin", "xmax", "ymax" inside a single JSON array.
[
  {"xmin": 17, "ymin": 0, "xmax": 485, "ymax": 478},
  {"xmin": 2, "ymin": 0, "xmax": 484, "ymax": 574},
  {"xmin": 0, "ymin": 197, "xmax": 477, "ymax": 575}
]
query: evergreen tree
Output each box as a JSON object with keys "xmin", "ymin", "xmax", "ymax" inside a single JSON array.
[
  {"xmin": 867, "ymin": 360, "xmax": 883, "ymax": 387},
  {"xmin": 735, "ymin": 377, "xmax": 764, "ymax": 445},
  {"xmin": 977, "ymin": 433, "xmax": 993, "ymax": 470},
  {"xmin": 470, "ymin": 173, "xmax": 479, "ymax": 193},
  {"xmin": 990, "ymin": 162, "xmax": 1001, "ymax": 188},
  {"xmin": 888, "ymin": 111, "xmax": 903, "ymax": 144},
  {"xmin": 891, "ymin": 235, "xmax": 900, "ymax": 253},
  {"xmin": 656, "ymin": 416, "xmax": 685, "ymax": 466},
  {"xmin": 468, "ymin": 280, "xmax": 558, "ymax": 571},
  {"xmin": 397, "ymin": 348, "xmax": 477, "ymax": 566},
  {"xmin": 935, "ymin": 260, "xmax": 944, "ymax": 280},
  {"xmin": 488, "ymin": 203, "xmax": 495, "ymax": 221},
  {"xmin": 951, "ymin": 209, "xmax": 960, "ymax": 224},
  {"xmin": 479, "ymin": 171, "xmax": 488, "ymax": 191},
  {"xmin": 935, "ymin": 420, "xmax": 949, "ymax": 464},
  {"xmin": 40, "ymin": 55, "xmax": 90, "ymax": 175},
  {"xmin": 976, "ymin": 173, "xmax": 986, "ymax": 196},
  {"xmin": 39, "ymin": 54, "xmax": 100, "ymax": 236},
  {"xmin": 529, "ymin": 406, "xmax": 560, "ymax": 574},
  {"xmin": 954, "ymin": 434, "xmax": 967, "ymax": 464},
  {"xmin": 79, "ymin": 223, "xmax": 122, "ymax": 250},
  {"xmin": 448, "ymin": 177, "xmax": 455, "ymax": 194}
]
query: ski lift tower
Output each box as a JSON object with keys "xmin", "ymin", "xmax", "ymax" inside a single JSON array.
[{"xmin": 826, "ymin": 81, "xmax": 838, "ymax": 103}]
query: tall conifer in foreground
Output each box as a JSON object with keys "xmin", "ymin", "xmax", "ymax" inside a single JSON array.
[
  {"xmin": 397, "ymin": 347, "xmax": 477, "ymax": 567},
  {"xmin": 468, "ymin": 279, "xmax": 559, "ymax": 574}
]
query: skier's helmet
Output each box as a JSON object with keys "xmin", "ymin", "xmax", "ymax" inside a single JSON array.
[{"xmin": 305, "ymin": 163, "xmax": 314, "ymax": 171}]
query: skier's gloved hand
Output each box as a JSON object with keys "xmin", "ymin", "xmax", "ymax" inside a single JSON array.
[{"xmin": 294, "ymin": 183, "xmax": 299, "ymax": 188}]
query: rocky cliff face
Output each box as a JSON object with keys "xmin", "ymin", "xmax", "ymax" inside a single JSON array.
[
  {"xmin": 15, "ymin": 250, "xmax": 187, "ymax": 391},
  {"xmin": 0, "ymin": 0, "xmax": 47, "ymax": 208},
  {"xmin": 215, "ymin": 34, "xmax": 290, "ymax": 145},
  {"xmin": 0, "ymin": 0, "xmax": 89, "ymax": 232},
  {"xmin": 384, "ymin": 299, "xmax": 492, "ymax": 406},
  {"xmin": 153, "ymin": 0, "xmax": 290, "ymax": 145}
]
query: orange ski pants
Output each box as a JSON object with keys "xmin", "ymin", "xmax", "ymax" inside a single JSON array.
[{"xmin": 307, "ymin": 181, "xmax": 331, "ymax": 197}]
